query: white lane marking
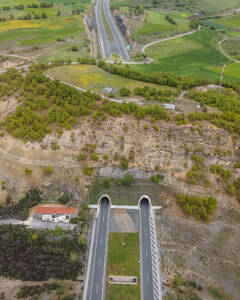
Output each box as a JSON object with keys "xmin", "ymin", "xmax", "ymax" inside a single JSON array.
[
  {"xmin": 101, "ymin": 235, "xmax": 103, "ymax": 244},
  {"xmin": 96, "ymin": 283, "xmax": 98, "ymax": 294},
  {"xmin": 147, "ymin": 272, "xmax": 149, "ymax": 283},
  {"xmin": 98, "ymin": 257, "xmax": 101, "ymax": 267}
]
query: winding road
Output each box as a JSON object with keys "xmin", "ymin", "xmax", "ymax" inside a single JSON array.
[{"xmin": 218, "ymin": 34, "xmax": 240, "ymax": 64}]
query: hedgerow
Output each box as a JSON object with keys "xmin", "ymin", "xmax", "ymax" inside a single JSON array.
[{"xmin": 97, "ymin": 60, "xmax": 208, "ymax": 89}]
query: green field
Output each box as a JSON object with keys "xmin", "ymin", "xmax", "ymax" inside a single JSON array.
[
  {"xmin": 45, "ymin": 64, "xmax": 176, "ymax": 95},
  {"xmin": 111, "ymin": 0, "xmax": 240, "ymax": 14},
  {"xmin": 0, "ymin": 0, "xmax": 90, "ymax": 62},
  {"xmin": 135, "ymin": 10, "xmax": 189, "ymax": 38},
  {"xmin": 131, "ymin": 28, "xmax": 240, "ymax": 82},
  {"xmin": 105, "ymin": 233, "xmax": 140, "ymax": 300}
]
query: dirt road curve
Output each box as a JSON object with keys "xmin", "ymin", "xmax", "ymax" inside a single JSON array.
[{"xmin": 141, "ymin": 26, "xmax": 201, "ymax": 54}]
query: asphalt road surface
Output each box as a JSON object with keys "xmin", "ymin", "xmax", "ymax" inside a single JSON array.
[
  {"xmin": 95, "ymin": 0, "xmax": 129, "ymax": 61},
  {"xmin": 85, "ymin": 197, "xmax": 110, "ymax": 300},
  {"xmin": 140, "ymin": 198, "xmax": 155, "ymax": 300},
  {"xmin": 95, "ymin": 0, "xmax": 110, "ymax": 58},
  {"xmin": 103, "ymin": 0, "xmax": 129, "ymax": 61}
]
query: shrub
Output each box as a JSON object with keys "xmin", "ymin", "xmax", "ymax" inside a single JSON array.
[
  {"xmin": 58, "ymin": 193, "xmax": 71, "ymax": 204},
  {"xmin": 83, "ymin": 163, "xmax": 93, "ymax": 176},
  {"xmin": 77, "ymin": 153, "xmax": 87, "ymax": 161},
  {"xmin": 121, "ymin": 173, "xmax": 134, "ymax": 185},
  {"xmin": 151, "ymin": 174, "xmax": 164, "ymax": 183},
  {"xmin": 90, "ymin": 152, "xmax": 98, "ymax": 161},
  {"xmin": 70, "ymin": 218, "xmax": 78, "ymax": 224},
  {"xmin": 234, "ymin": 161, "xmax": 240, "ymax": 169},
  {"xmin": 24, "ymin": 168, "xmax": 32, "ymax": 177},
  {"xmin": 103, "ymin": 178, "xmax": 111, "ymax": 188},
  {"xmin": 227, "ymin": 184, "xmax": 235, "ymax": 196},
  {"xmin": 120, "ymin": 156, "xmax": 128, "ymax": 170},
  {"xmin": 44, "ymin": 165, "xmax": 53, "ymax": 175},
  {"xmin": 51, "ymin": 142, "xmax": 60, "ymax": 150},
  {"xmin": 71, "ymin": 46, "xmax": 78, "ymax": 52},
  {"xmin": 115, "ymin": 173, "xmax": 134, "ymax": 186},
  {"xmin": 119, "ymin": 87, "xmax": 131, "ymax": 97}
]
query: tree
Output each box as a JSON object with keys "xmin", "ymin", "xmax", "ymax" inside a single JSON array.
[{"xmin": 119, "ymin": 87, "xmax": 131, "ymax": 97}]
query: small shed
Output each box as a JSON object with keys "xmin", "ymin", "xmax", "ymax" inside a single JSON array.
[{"xmin": 164, "ymin": 103, "xmax": 176, "ymax": 110}]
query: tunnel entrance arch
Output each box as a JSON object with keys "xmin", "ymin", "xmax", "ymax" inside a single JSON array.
[{"xmin": 138, "ymin": 195, "xmax": 152, "ymax": 208}]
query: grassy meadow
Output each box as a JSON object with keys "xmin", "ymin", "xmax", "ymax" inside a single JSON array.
[
  {"xmin": 105, "ymin": 233, "xmax": 140, "ymax": 300},
  {"xmin": 131, "ymin": 28, "xmax": 240, "ymax": 82},
  {"xmin": 44, "ymin": 64, "xmax": 176, "ymax": 95}
]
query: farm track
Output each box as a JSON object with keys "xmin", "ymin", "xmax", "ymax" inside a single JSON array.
[
  {"xmin": 218, "ymin": 34, "xmax": 240, "ymax": 64},
  {"xmin": 141, "ymin": 26, "xmax": 202, "ymax": 54}
]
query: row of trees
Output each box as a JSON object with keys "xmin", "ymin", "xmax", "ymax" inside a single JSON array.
[{"xmin": 97, "ymin": 60, "xmax": 208, "ymax": 90}]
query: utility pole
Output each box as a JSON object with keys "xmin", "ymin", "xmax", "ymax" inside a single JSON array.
[{"xmin": 220, "ymin": 64, "xmax": 226, "ymax": 87}]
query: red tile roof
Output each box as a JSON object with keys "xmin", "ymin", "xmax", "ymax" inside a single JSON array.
[{"xmin": 35, "ymin": 206, "xmax": 77, "ymax": 215}]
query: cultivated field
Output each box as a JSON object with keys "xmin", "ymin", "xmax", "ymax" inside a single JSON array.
[
  {"xmin": 0, "ymin": 0, "xmax": 90, "ymax": 63},
  {"xmin": 131, "ymin": 28, "xmax": 240, "ymax": 82}
]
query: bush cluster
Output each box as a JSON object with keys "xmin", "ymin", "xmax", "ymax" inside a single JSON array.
[
  {"xmin": 134, "ymin": 85, "xmax": 179, "ymax": 102},
  {"xmin": 176, "ymin": 193, "xmax": 217, "ymax": 221},
  {"xmin": 0, "ymin": 188, "xmax": 42, "ymax": 220},
  {"xmin": 188, "ymin": 89, "xmax": 240, "ymax": 134}
]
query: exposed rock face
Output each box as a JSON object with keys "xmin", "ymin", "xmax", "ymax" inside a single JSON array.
[
  {"xmin": 0, "ymin": 115, "xmax": 238, "ymax": 203},
  {"xmin": 114, "ymin": 13, "xmax": 131, "ymax": 45}
]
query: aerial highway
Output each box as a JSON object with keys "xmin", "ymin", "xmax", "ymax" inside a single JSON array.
[
  {"xmin": 95, "ymin": 0, "xmax": 129, "ymax": 61},
  {"xmin": 140, "ymin": 197, "xmax": 161, "ymax": 300},
  {"xmin": 84, "ymin": 196, "xmax": 110, "ymax": 300}
]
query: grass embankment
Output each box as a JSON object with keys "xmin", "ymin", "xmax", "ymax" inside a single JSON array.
[
  {"xmin": 131, "ymin": 28, "xmax": 240, "ymax": 82},
  {"xmin": 88, "ymin": 178, "xmax": 165, "ymax": 206},
  {"xmin": 105, "ymin": 233, "xmax": 140, "ymax": 300},
  {"xmin": 44, "ymin": 64, "xmax": 176, "ymax": 95}
]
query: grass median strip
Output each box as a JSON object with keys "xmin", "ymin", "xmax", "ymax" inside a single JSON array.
[
  {"xmin": 105, "ymin": 232, "xmax": 140, "ymax": 300},
  {"xmin": 101, "ymin": 1, "xmax": 114, "ymax": 42}
]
